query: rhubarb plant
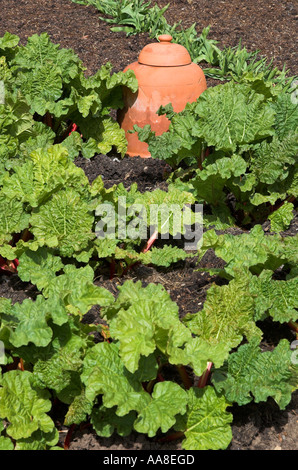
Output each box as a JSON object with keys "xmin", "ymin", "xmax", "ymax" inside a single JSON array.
[
  {"xmin": 0, "ymin": 32, "xmax": 138, "ymax": 167},
  {"xmin": 134, "ymin": 78, "xmax": 297, "ymax": 227},
  {"xmin": 1, "ymin": 260, "xmax": 297, "ymax": 450},
  {"xmin": 0, "ymin": 141, "xmax": 196, "ymax": 274}
]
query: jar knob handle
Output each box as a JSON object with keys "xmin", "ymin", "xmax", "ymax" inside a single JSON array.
[{"xmin": 158, "ymin": 34, "xmax": 173, "ymax": 43}]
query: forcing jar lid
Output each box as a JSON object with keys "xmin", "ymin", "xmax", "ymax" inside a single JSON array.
[{"xmin": 138, "ymin": 34, "xmax": 191, "ymax": 66}]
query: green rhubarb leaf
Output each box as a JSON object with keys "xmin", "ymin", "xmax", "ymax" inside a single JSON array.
[
  {"xmin": 30, "ymin": 188, "xmax": 95, "ymax": 257},
  {"xmin": 200, "ymin": 225, "xmax": 295, "ymax": 277},
  {"xmin": 144, "ymin": 245, "xmax": 191, "ymax": 267},
  {"xmin": 171, "ymin": 335, "xmax": 229, "ymax": 377},
  {"xmin": 80, "ymin": 117, "xmax": 128, "ymax": 158},
  {"xmin": 0, "ymin": 295, "xmax": 68, "ymax": 348},
  {"xmin": 0, "ymin": 370, "xmax": 54, "ymax": 440},
  {"xmin": 273, "ymin": 91, "xmax": 298, "ymax": 139},
  {"xmin": 0, "ymin": 93, "xmax": 34, "ymax": 142},
  {"xmin": 14, "ymin": 428, "xmax": 60, "ymax": 450},
  {"xmin": 0, "ymin": 436, "xmax": 14, "ymax": 450},
  {"xmin": 103, "ymin": 280, "xmax": 177, "ymax": 321},
  {"xmin": 0, "ymin": 193, "xmax": 29, "ymax": 244},
  {"xmin": 0, "ymin": 297, "xmax": 50, "ymax": 348},
  {"xmin": 114, "ymin": 245, "xmax": 191, "ymax": 268},
  {"xmin": 12, "ymin": 33, "xmax": 81, "ymax": 80},
  {"xmin": 17, "ymin": 247, "xmax": 64, "ymax": 292},
  {"xmin": 212, "ymin": 338, "xmax": 298, "ymax": 409},
  {"xmin": 193, "ymin": 81, "xmax": 275, "ymax": 152},
  {"xmin": 91, "ymin": 405, "xmax": 136, "ymax": 438},
  {"xmin": 94, "ymin": 238, "xmax": 120, "ymax": 258},
  {"xmin": 33, "ymin": 329, "xmax": 86, "ymax": 395},
  {"xmin": 104, "ymin": 280, "xmax": 223, "ymax": 377},
  {"xmin": 249, "ymin": 270, "xmax": 298, "ymax": 323},
  {"xmin": 268, "ymin": 202, "xmax": 295, "ymax": 232},
  {"xmin": 134, "ymin": 184, "xmax": 196, "ymax": 237},
  {"xmin": 0, "ymin": 32, "xmax": 20, "ymax": 51},
  {"xmin": 134, "ymin": 381, "xmax": 188, "ymax": 438},
  {"xmin": 44, "ymin": 265, "xmax": 114, "ymax": 315},
  {"xmin": 16, "ymin": 65, "xmax": 63, "ymax": 115},
  {"xmin": 184, "ymin": 274, "xmax": 262, "ymax": 352},
  {"xmin": 19, "ymin": 121, "xmax": 56, "ymax": 157},
  {"xmin": 190, "ymin": 151, "xmax": 247, "ymax": 208},
  {"xmin": 176, "ymin": 386, "xmax": 233, "ymax": 451},
  {"xmin": 64, "ymin": 389, "xmax": 93, "ymax": 426},
  {"xmin": 2, "ymin": 145, "xmax": 89, "ymax": 207},
  {"xmin": 12, "ymin": 33, "xmax": 82, "ymax": 115},
  {"xmin": 81, "ymin": 341, "xmax": 148, "ymax": 416},
  {"xmin": 0, "ymin": 420, "xmax": 14, "ymax": 450},
  {"xmin": 249, "ymin": 133, "xmax": 297, "ymax": 185},
  {"xmin": 134, "ymin": 105, "xmax": 202, "ymax": 166},
  {"xmin": 107, "ymin": 281, "xmax": 182, "ymax": 373}
]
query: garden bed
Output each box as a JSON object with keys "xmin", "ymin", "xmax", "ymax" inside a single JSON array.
[{"xmin": 0, "ymin": 0, "xmax": 297, "ymax": 451}]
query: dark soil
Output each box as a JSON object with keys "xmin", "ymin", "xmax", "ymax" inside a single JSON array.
[{"xmin": 0, "ymin": 0, "xmax": 297, "ymax": 452}]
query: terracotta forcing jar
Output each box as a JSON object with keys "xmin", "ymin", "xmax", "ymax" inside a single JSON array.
[{"xmin": 118, "ymin": 34, "xmax": 207, "ymax": 158}]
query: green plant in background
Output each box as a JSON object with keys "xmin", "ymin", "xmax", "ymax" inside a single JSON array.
[{"xmin": 70, "ymin": 0, "xmax": 296, "ymax": 86}]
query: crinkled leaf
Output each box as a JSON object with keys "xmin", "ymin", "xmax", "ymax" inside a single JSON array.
[
  {"xmin": 81, "ymin": 342, "xmax": 148, "ymax": 416},
  {"xmin": 91, "ymin": 405, "xmax": 135, "ymax": 438},
  {"xmin": 273, "ymin": 91, "xmax": 298, "ymax": 139},
  {"xmin": 114, "ymin": 245, "xmax": 190, "ymax": 268},
  {"xmin": 184, "ymin": 274, "xmax": 262, "ymax": 351},
  {"xmin": 200, "ymin": 225, "xmax": 296, "ymax": 277},
  {"xmin": 176, "ymin": 386, "xmax": 233, "ymax": 450},
  {"xmin": 0, "ymin": 370, "xmax": 54, "ymax": 440},
  {"xmin": 33, "ymin": 332, "xmax": 86, "ymax": 395},
  {"xmin": 30, "ymin": 188, "xmax": 95, "ymax": 257},
  {"xmin": 45, "ymin": 265, "xmax": 114, "ymax": 314},
  {"xmin": 107, "ymin": 281, "xmax": 182, "ymax": 372},
  {"xmin": 193, "ymin": 81, "xmax": 275, "ymax": 152},
  {"xmin": 64, "ymin": 389, "xmax": 93, "ymax": 426},
  {"xmin": 0, "ymin": 420, "xmax": 14, "ymax": 450},
  {"xmin": 268, "ymin": 202, "xmax": 295, "ymax": 232},
  {"xmin": 0, "ymin": 32, "xmax": 20, "ymax": 52},
  {"xmin": 17, "ymin": 247, "xmax": 64, "ymax": 292},
  {"xmin": 249, "ymin": 270, "xmax": 298, "ymax": 323},
  {"xmin": 0, "ymin": 295, "xmax": 68, "ymax": 348},
  {"xmin": 212, "ymin": 339, "xmax": 298, "ymax": 409},
  {"xmin": 249, "ymin": 133, "xmax": 297, "ymax": 185},
  {"xmin": 14, "ymin": 428, "xmax": 60, "ymax": 450},
  {"xmin": 2, "ymin": 145, "xmax": 89, "ymax": 207},
  {"xmin": 0, "ymin": 193, "xmax": 29, "ymax": 244},
  {"xmin": 134, "ymin": 381, "xmax": 188, "ymax": 437}
]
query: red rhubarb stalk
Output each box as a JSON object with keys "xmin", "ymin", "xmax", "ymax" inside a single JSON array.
[
  {"xmin": 158, "ymin": 431, "xmax": 184, "ymax": 443},
  {"xmin": 197, "ymin": 361, "xmax": 213, "ymax": 388},
  {"xmin": 0, "ymin": 255, "xmax": 18, "ymax": 274},
  {"xmin": 69, "ymin": 123, "xmax": 78, "ymax": 136},
  {"xmin": 64, "ymin": 424, "xmax": 77, "ymax": 450},
  {"xmin": 142, "ymin": 230, "xmax": 158, "ymax": 253}
]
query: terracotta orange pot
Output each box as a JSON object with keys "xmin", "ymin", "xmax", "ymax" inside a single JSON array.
[{"xmin": 118, "ymin": 34, "xmax": 207, "ymax": 158}]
